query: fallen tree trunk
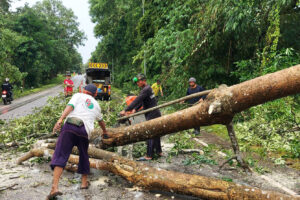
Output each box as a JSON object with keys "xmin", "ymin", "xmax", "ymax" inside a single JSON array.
[
  {"xmin": 93, "ymin": 64, "xmax": 300, "ymax": 148},
  {"xmin": 17, "ymin": 146, "xmax": 300, "ymax": 200}
]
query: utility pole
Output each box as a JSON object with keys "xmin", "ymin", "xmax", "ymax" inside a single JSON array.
[{"xmin": 142, "ymin": 0, "xmax": 146, "ymax": 76}]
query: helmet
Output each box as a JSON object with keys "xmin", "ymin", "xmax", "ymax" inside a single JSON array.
[
  {"xmin": 5, "ymin": 78, "xmax": 9, "ymax": 82},
  {"xmin": 188, "ymin": 77, "xmax": 196, "ymax": 83},
  {"xmin": 137, "ymin": 73, "xmax": 146, "ymax": 80}
]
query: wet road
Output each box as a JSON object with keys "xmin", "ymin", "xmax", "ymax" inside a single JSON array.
[{"xmin": 0, "ymin": 75, "xmax": 84, "ymax": 121}]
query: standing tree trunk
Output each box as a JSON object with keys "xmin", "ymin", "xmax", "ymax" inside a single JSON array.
[
  {"xmin": 92, "ymin": 65, "xmax": 300, "ymax": 148},
  {"xmin": 17, "ymin": 146, "xmax": 300, "ymax": 200}
]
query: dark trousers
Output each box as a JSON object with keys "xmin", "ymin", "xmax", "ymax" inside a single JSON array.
[
  {"xmin": 50, "ymin": 123, "xmax": 90, "ymax": 174},
  {"xmin": 8, "ymin": 91, "xmax": 13, "ymax": 99},
  {"xmin": 146, "ymin": 137, "xmax": 162, "ymax": 157},
  {"xmin": 145, "ymin": 111, "xmax": 162, "ymax": 158}
]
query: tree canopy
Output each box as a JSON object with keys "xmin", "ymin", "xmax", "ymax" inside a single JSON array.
[
  {"xmin": 0, "ymin": 0, "xmax": 85, "ymax": 87},
  {"xmin": 89, "ymin": 0, "xmax": 300, "ymax": 97}
]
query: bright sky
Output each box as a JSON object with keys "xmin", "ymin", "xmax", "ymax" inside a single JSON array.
[{"xmin": 10, "ymin": 0, "xmax": 99, "ymax": 64}]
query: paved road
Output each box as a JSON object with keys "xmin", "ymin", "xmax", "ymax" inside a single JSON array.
[{"xmin": 0, "ymin": 75, "xmax": 84, "ymax": 121}]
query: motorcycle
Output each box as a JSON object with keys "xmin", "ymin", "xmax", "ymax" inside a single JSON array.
[{"xmin": 2, "ymin": 90, "xmax": 12, "ymax": 105}]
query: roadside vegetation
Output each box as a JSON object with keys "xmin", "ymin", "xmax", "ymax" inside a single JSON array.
[
  {"xmin": 13, "ymin": 74, "xmax": 65, "ymax": 99},
  {"xmin": 0, "ymin": 0, "xmax": 299, "ymax": 174}
]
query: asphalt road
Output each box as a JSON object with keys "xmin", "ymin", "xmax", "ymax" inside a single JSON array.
[{"xmin": 0, "ymin": 75, "xmax": 84, "ymax": 121}]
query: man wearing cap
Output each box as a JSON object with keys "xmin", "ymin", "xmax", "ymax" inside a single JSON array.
[
  {"xmin": 47, "ymin": 84, "xmax": 108, "ymax": 199},
  {"xmin": 185, "ymin": 77, "xmax": 206, "ymax": 135},
  {"xmin": 64, "ymin": 72, "xmax": 74, "ymax": 97},
  {"xmin": 120, "ymin": 74, "xmax": 163, "ymax": 161}
]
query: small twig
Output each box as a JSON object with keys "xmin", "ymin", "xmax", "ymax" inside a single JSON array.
[
  {"xmin": 9, "ymin": 175, "xmax": 20, "ymax": 179},
  {"xmin": 0, "ymin": 183, "xmax": 18, "ymax": 192},
  {"xmin": 180, "ymin": 149, "xmax": 204, "ymax": 155},
  {"xmin": 37, "ymin": 133, "xmax": 56, "ymax": 140},
  {"xmin": 219, "ymin": 156, "xmax": 237, "ymax": 170}
]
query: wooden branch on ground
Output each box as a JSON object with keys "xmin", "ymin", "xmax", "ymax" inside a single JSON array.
[
  {"xmin": 17, "ymin": 146, "xmax": 300, "ymax": 200},
  {"xmin": 180, "ymin": 149, "xmax": 204, "ymax": 155},
  {"xmin": 0, "ymin": 184, "xmax": 18, "ymax": 192}
]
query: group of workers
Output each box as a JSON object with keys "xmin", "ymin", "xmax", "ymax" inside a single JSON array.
[{"xmin": 47, "ymin": 73, "xmax": 206, "ymax": 199}]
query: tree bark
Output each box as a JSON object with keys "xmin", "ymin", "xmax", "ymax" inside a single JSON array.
[
  {"xmin": 17, "ymin": 146, "xmax": 300, "ymax": 200},
  {"xmin": 93, "ymin": 64, "xmax": 300, "ymax": 148}
]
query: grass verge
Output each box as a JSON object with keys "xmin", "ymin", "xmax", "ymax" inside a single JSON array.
[{"xmin": 13, "ymin": 74, "xmax": 65, "ymax": 99}]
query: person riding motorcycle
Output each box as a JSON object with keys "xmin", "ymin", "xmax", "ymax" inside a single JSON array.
[{"xmin": 1, "ymin": 78, "xmax": 13, "ymax": 100}]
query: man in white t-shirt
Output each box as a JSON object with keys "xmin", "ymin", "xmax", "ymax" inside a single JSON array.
[{"xmin": 47, "ymin": 84, "xmax": 108, "ymax": 199}]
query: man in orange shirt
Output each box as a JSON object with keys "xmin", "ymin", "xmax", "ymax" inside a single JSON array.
[{"xmin": 64, "ymin": 72, "xmax": 74, "ymax": 97}]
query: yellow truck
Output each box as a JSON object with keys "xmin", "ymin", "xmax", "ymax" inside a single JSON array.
[{"xmin": 86, "ymin": 63, "xmax": 111, "ymax": 100}]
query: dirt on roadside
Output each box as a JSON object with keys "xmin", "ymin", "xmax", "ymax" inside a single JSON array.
[{"xmin": 0, "ymin": 130, "xmax": 299, "ymax": 200}]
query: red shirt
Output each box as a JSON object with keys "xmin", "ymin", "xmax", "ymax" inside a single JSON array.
[{"xmin": 64, "ymin": 79, "xmax": 74, "ymax": 92}]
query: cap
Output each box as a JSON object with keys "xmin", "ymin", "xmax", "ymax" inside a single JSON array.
[
  {"xmin": 84, "ymin": 84, "xmax": 97, "ymax": 95},
  {"xmin": 66, "ymin": 71, "xmax": 71, "ymax": 76},
  {"xmin": 188, "ymin": 77, "xmax": 196, "ymax": 83},
  {"xmin": 5, "ymin": 78, "xmax": 9, "ymax": 82},
  {"xmin": 133, "ymin": 73, "xmax": 146, "ymax": 83},
  {"xmin": 137, "ymin": 73, "xmax": 146, "ymax": 80}
]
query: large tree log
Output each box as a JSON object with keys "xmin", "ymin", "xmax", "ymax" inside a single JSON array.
[
  {"xmin": 17, "ymin": 146, "xmax": 300, "ymax": 200},
  {"xmin": 94, "ymin": 65, "xmax": 300, "ymax": 148}
]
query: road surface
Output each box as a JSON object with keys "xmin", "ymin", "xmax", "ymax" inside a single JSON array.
[{"xmin": 0, "ymin": 75, "xmax": 84, "ymax": 121}]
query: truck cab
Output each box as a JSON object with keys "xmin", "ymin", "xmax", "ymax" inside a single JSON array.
[{"xmin": 86, "ymin": 63, "xmax": 111, "ymax": 100}]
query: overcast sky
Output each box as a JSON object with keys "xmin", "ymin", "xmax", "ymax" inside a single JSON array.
[{"xmin": 10, "ymin": 0, "xmax": 99, "ymax": 64}]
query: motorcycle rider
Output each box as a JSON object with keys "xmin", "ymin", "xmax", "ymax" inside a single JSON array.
[{"xmin": 1, "ymin": 78, "xmax": 13, "ymax": 100}]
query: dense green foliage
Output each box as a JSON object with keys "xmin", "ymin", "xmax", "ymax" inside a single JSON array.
[
  {"xmin": 89, "ymin": 0, "xmax": 300, "ymax": 159},
  {"xmin": 0, "ymin": 0, "xmax": 85, "ymax": 87},
  {"xmin": 13, "ymin": 74, "xmax": 65, "ymax": 99},
  {"xmin": 89, "ymin": 0, "xmax": 300, "ymax": 96},
  {"xmin": 235, "ymin": 96, "xmax": 300, "ymax": 159},
  {"xmin": 0, "ymin": 95, "xmax": 66, "ymax": 151}
]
